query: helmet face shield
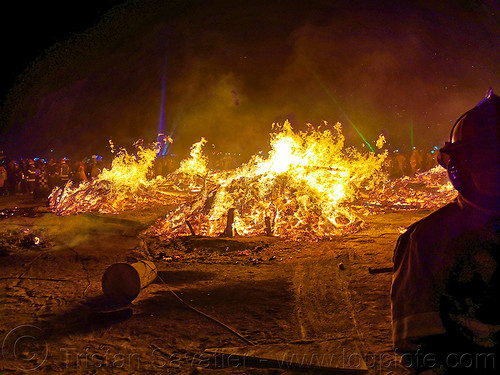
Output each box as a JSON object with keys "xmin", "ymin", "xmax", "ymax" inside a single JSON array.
[
  {"xmin": 437, "ymin": 149, "xmax": 450, "ymax": 169},
  {"xmin": 437, "ymin": 147, "xmax": 450, "ymax": 169},
  {"xmin": 437, "ymin": 140, "xmax": 475, "ymax": 169},
  {"xmin": 439, "ymin": 142, "xmax": 499, "ymax": 169}
]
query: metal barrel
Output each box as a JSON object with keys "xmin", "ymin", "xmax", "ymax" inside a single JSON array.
[{"xmin": 101, "ymin": 261, "xmax": 157, "ymax": 305}]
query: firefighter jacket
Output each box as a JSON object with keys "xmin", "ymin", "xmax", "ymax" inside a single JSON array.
[
  {"xmin": 391, "ymin": 195, "xmax": 500, "ymax": 370},
  {"xmin": 59, "ymin": 163, "xmax": 70, "ymax": 181},
  {"xmin": 26, "ymin": 164, "xmax": 36, "ymax": 182}
]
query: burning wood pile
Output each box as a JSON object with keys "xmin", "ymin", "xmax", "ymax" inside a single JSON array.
[
  {"xmin": 49, "ymin": 121, "xmax": 456, "ymax": 241},
  {"xmin": 357, "ymin": 166, "xmax": 456, "ymax": 214},
  {"xmin": 49, "ymin": 146, "xmax": 193, "ymax": 215}
]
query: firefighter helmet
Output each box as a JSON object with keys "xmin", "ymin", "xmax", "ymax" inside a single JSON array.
[{"xmin": 437, "ymin": 88, "xmax": 500, "ymax": 199}]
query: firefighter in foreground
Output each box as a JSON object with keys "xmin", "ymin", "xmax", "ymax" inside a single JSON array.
[{"xmin": 391, "ymin": 88, "xmax": 500, "ymax": 374}]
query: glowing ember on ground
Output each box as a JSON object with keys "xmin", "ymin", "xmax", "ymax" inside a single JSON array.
[
  {"xmin": 49, "ymin": 121, "xmax": 456, "ymax": 240},
  {"xmin": 356, "ymin": 166, "xmax": 456, "ymax": 214},
  {"xmin": 150, "ymin": 121, "xmax": 388, "ymax": 240}
]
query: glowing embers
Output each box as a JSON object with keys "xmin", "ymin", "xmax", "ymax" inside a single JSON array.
[
  {"xmin": 49, "ymin": 120, "xmax": 456, "ymax": 241},
  {"xmin": 49, "ymin": 146, "xmax": 195, "ymax": 215},
  {"xmin": 151, "ymin": 121, "xmax": 388, "ymax": 241},
  {"xmin": 359, "ymin": 166, "xmax": 456, "ymax": 214}
]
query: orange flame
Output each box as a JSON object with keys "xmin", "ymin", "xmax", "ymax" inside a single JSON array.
[{"xmin": 50, "ymin": 121, "xmax": 455, "ymax": 241}]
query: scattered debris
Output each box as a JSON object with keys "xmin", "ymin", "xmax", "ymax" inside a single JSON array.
[
  {"xmin": 203, "ymin": 338, "xmax": 369, "ymax": 373},
  {"xmin": 221, "ymin": 208, "xmax": 237, "ymax": 237},
  {"xmin": 0, "ymin": 206, "xmax": 43, "ymax": 219},
  {"xmin": 237, "ymin": 249, "xmax": 250, "ymax": 256},
  {"xmin": 358, "ymin": 167, "xmax": 456, "ymax": 214},
  {"xmin": 368, "ymin": 266, "xmax": 393, "ymax": 274},
  {"xmin": 248, "ymin": 258, "xmax": 264, "ymax": 265},
  {"xmin": 186, "ymin": 220, "xmax": 196, "ymax": 236},
  {"xmin": 0, "ymin": 228, "xmax": 49, "ymax": 255}
]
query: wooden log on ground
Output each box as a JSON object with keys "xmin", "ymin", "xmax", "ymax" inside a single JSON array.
[
  {"xmin": 221, "ymin": 208, "xmax": 237, "ymax": 237},
  {"xmin": 186, "ymin": 220, "xmax": 196, "ymax": 236},
  {"xmin": 265, "ymin": 216, "xmax": 273, "ymax": 236},
  {"xmin": 203, "ymin": 339, "xmax": 368, "ymax": 373}
]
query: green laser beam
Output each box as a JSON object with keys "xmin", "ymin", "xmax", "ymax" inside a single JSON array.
[{"xmin": 309, "ymin": 69, "xmax": 375, "ymax": 152}]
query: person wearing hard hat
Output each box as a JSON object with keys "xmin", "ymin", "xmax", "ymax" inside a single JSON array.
[
  {"xmin": 58, "ymin": 159, "xmax": 70, "ymax": 187},
  {"xmin": 391, "ymin": 89, "xmax": 500, "ymax": 374},
  {"xmin": 25, "ymin": 159, "xmax": 37, "ymax": 194}
]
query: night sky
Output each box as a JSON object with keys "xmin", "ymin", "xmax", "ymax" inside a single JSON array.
[{"xmin": 1, "ymin": 0, "xmax": 499, "ymax": 161}]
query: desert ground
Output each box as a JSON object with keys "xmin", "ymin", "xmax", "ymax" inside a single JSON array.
[{"xmin": 0, "ymin": 194, "xmax": 430, "ymax": 374}]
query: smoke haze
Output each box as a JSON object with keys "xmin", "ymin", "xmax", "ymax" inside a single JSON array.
[{"xmin": 1, "ymin": 0, "xmax": 498, "ymax": 160}]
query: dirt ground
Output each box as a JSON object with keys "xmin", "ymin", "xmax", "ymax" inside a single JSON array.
[{"xmin": 0, "ymin": 194, "xmax": 432, "ymax": 375}]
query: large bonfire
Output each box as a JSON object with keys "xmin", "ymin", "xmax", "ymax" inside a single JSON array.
[{"xmin": 49, "ymin": 121, "xmax": 456, "ymax": 241}]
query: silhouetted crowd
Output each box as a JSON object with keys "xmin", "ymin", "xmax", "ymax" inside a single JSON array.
[
  {"xmin": 385, "ymin": 148, "xmax": 439, "ymax": 178},
  {"xmin": 0, "ymin": 152, "xmax": 105, "ymax": 198},
  {"xmin": 0, "ymin": 148, "xmax": 440, "ymax": 199}
]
